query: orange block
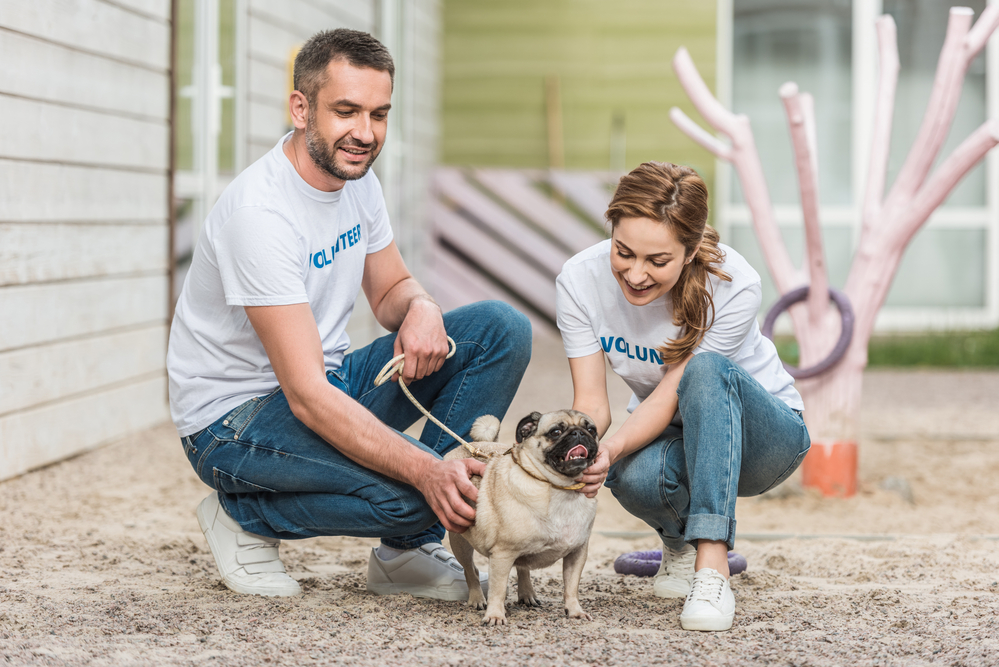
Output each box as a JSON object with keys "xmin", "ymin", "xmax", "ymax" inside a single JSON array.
[{"xmin": 801, "ymin": 440, "xmax": 858, "ymax": 497}]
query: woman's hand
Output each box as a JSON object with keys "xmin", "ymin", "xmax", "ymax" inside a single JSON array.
[{"xmin": 576, "ymin": 441, "xmax": 618, "ymax": 498}]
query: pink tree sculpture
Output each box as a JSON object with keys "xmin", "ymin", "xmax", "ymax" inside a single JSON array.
[{"xmin": 670, "ymin": 7, "xmax": 999, "ymax": 496}]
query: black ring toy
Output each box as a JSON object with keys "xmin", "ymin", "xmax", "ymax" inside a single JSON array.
[{"xmin": 761, "ymin": 285, "xmax": 854, "ymax": 380}]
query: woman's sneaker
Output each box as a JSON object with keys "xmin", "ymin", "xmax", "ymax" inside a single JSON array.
[
  {"xmin": 653, "ymin": 543, "xmax": 696, "ymax": 598},
  {"xmin": 679, "ymin": 568, "xmax": 735, "ymax": 631}
]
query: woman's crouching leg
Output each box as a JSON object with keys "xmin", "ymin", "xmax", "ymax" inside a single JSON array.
[{"xmin": 604, "ymin": 426, "xmax": 690, "ymax": 552}]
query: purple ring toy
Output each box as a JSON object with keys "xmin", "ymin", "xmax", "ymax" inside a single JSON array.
[
  {"xmin": 613, "ymin": 550, "xmax": 747, "ymax": 577},
  {"xmin": 760, "ymin": 285, "xmax": 854, "ymax": 380}
]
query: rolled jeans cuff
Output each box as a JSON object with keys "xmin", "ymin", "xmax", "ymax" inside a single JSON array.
[
  {"xmin": 380, "ymin": 532, "xmax": 445, "ymax": 551},
  {"xmin": 685, "ymin": 513, "xmax": 736, "ymax": 550}
]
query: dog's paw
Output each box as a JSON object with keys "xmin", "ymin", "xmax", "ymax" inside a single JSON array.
[
  {"xmin": 565, "ymin": 605, "xmax": 592, "ymax": 621},
  {"xmin": 467, "ymin": 591, "xmax": 487, "ymax": 610},
  {"xmin": 481, "ymin": 612, "xmax": 508, "ymax": 626},
  {"xmin": 517, "ymin": 595, "xmax": 543, "ymax": 607}
]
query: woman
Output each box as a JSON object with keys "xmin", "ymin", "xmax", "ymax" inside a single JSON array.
[{"xmin": 556, "ymin": 162, "xmax": 809, "ymax": 632}]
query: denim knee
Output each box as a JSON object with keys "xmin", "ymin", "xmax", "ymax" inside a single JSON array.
[
  {"xmin": 376, "ymin": 489, "xmax": 440, "ymax": 537},
  {"xmin": 678, "ymin": 352, "xmax": 740, "ymax": 401},
  {"xmin": 473, "ymin": 300, "xmax": 532, "ymax": 345},
  {"xmin": 605, "ymin": 445, "xmax": 684, "ymax": 521},
  {"xmin": 680, "ymin": 351, "xmax": 731, "ymax": 386}
]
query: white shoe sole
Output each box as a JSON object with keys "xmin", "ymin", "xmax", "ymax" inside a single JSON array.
[
  {"xmin": 365, "ymin": 582, "xmax": 470, "ymax": 601},
  {"xmin": 196, "ymin": 497, "xmax": 301, "ymax": 597},
  {"xmin": 680, "ymin": 612, "xmax": 735, "ymax": 632}
]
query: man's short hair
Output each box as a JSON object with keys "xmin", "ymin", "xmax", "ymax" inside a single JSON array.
[{"xmin": 294, "ymin": 29, "xmax": 395, "ymax": 105}]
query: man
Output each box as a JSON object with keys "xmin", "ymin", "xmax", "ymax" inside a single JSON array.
[{"xmin": 167, "ymin": 29, "xmax": 531, "ymax": 599}]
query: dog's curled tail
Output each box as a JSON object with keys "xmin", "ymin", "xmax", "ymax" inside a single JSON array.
[{"xmin": 470, "ymin": 415, "xmax": 501, "ymax": 442}]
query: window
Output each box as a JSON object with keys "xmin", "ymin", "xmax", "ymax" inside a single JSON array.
[
  {"xmin": 718, "ymin": 0, "xmax": 997, "ymax": 329},
  {"xmin": 173, "ymin": 0, "xmax": 244, "ymax": 303}
]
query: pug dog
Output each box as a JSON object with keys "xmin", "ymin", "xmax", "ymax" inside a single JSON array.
[{"xmin": 443, "ymin": 409, "xmax": 600, "ymax": 626}]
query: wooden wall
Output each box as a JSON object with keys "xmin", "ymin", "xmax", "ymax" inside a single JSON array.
[
  {"xmin": 0, "ymin": 1, "xmax": 440, "ymax": 481},
  {"xmin": 0, "ymin": 0, "xmax": 173, "ymax": 481},
  {"xmin": 442, "ymin": 0, "xmax": 717, "ymax": 180}
]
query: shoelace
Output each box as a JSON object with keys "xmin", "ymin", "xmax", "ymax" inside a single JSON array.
[
  {"xmin": 687, "ymin": 571, "xmax": 726, "ymax": 603},
  {"xmin": 665, "ymin": 546, "xmax": 697, "ymax": 578}
]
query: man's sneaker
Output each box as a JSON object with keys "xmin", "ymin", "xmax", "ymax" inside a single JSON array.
[
  {"xmin": 196, "ymin": 493, "xmax": 302, "ymax": 597},
  {"xmin": 679, "ymin": 568, "xmax": 735, "ymax": 631},
  {"xmin": 653, "ymin": 543, "xmax": 697, "ymax": 598},
  {"xmin": 366, "ymin": 543, "xmax": 489, "ymax": 601}
]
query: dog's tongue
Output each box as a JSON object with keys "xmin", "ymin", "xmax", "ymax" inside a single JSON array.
[{"xmin": 564, "ymin": 445, "xmax": 589, "ymax": 461}]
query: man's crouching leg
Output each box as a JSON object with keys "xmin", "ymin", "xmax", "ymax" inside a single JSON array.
[{"xmin": 196, "ymin": 491, "xmax": 302, "ymax": 597}]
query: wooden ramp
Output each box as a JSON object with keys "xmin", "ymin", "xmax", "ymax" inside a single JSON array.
[{"xmin": 428, "ymin": 168, "xmax": 617, "ymax": 336}]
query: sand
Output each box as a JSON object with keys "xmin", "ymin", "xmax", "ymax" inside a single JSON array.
[{"xmin": 2, "ymin": 336, "xmax": 998, "ymax": 666}]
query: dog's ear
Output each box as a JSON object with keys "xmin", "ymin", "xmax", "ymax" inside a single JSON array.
[{"xmin": 515, "ymin": 412, "xmax": 543, "ymax": 443}]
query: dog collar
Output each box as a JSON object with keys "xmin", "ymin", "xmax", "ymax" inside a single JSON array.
[{"xmin": 509, "ymin": 448, "xmax": 585, "ymax": 491}]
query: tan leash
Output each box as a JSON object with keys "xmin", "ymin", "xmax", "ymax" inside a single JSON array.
[
  {"xmin": 374, "ymin": 336, "xmax": 585, "ymax": 491},
  {"xmin": 374, "ymin": 336, "xmax": 494, "ymax": 460}
]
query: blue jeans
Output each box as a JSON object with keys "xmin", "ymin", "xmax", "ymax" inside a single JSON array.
[
  {"xmin": 180, "ymin": 301, "xmax": 531, "ymax": 550},
  {"xmin": 604, "ymin": 352, "xmax": 810, "ymax": 551}
]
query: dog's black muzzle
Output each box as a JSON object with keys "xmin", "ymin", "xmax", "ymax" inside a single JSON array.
[{"xmin": 545, "ymin": 427, "xmax": 599, "ymax": 477}]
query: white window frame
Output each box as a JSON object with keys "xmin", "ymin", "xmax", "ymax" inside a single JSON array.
[
  {"xmin": 174, "ymin": 0, "xmax": 248, "ymax": 247},
  {"xmin": 715, "ymin": 0, "xmax": 999, "ymax": 332}
]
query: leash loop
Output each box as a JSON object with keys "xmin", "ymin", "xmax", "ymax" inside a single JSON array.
[
  {"xmin": 374, "ymin": 335, "xmax": 586, "ymax": 490},
  {"xmin": 374, "ymin": 336, "xmax": 492, "ymax": 459}
]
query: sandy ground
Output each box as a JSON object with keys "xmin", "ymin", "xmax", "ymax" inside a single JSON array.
[{"xmin": 2, "ymin": 335, "xmax": 999, "ymax": 666}]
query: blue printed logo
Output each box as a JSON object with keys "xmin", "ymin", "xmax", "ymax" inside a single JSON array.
[
  {"xmin": 309, "ymin": 224, "xmax": 362, "ymax": 269},
  {"xmin": 600, "ymin": 336, "xmax": 663, "ymax": 365}
]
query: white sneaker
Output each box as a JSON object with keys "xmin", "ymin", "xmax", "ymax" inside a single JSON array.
[
  {"xmin": 653, "ymin": 543, "xmax": 697, "ymax": 598},
  {"xmin": 366, "ymin": 543, "xmax": 489, "ymax": 601},
  {"xmin": 679, "ymin": 568, "xmax": 735, "ymax": 631},
  {"xmin": 196, "ymin": 493, "xmax": 302, "ymax": 597}
]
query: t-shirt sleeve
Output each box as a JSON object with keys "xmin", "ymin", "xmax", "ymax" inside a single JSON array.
[
  {"xmin": 361, "ymin": 172, "xmax": 394, "ymax": 254},
  {"xmin": 556, "ymin": 270, "xmax": 602, "ymax": 358},
  {"xmin": 695, "ymin": 280, "xmax": 762, "ymax": 359},
  {"xmin": 214, "ymin": 207, "xmax": 309, "ymax": 307}
]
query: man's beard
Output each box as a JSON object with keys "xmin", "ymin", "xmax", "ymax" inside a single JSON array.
[{"xmin": 305, "ymin": 114, "xmax": 379, "ymax": 181}]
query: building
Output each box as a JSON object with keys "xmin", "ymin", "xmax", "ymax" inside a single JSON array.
[
  {"xmin": 0, "ymin": 0, "xmax": 440, "ymax": 482},
  {"xmin": 437, "ymin": 0, "xmax": 999, "ymax": 333}
]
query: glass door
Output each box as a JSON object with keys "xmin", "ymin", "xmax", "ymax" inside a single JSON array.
[{"xmin": 173, "ymin": 0, "xmax": 242, "ymax": 303}]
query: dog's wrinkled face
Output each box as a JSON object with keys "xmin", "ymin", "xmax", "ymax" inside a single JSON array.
[{"xmin": 516, "ymin": 410, "xmax": 600, "ymax": 478}]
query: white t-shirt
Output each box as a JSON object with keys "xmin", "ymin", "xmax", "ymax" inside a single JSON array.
[
  {"xmin": 167, "ymin": 133, "xmax": 394, "ymax": 436},
  {"xmin": 556, "ymin": 240, "xmax": 803, "ymax": 414}
]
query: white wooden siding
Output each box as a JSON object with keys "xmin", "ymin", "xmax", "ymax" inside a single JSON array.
[
  {"xmin": 0, "ymin": 96, "xmax": 168, "ymax": 170},
  {"xmin": 0, "ymin": 325, "xmax": 167, "ymax": 415},
  {"xmin": 0, "ymin": 0, "xmax": 171, "ymax": 481},
  {"xmin": 0, "ymin": 223, "xmax": 169, "ymax": 286},
  {"xmin": 0, "ymin": 160, "xmax": 167, "ymax": 223},
  {"xmin": 0, "ymin": 276, "xmax": 167, "ymax": 353},
  {"xmin": 0, "ymin": 375, "xmax": 168, "ymax": 481},
  {"xmin": 0, "ymin": 0, "xmax": 170, "ymax": 70},
  {"xmin": 111, "ymin": 0, "xmax": 172, "ymax": 22},
  {"xmin": 0, "ymin": 30, "xmax": 168, "ymax": 120}
]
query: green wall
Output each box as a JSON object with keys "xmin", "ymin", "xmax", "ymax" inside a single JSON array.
[{"xmin": 442, "ymin": 0, "xmax": 717, "ymax": 181}]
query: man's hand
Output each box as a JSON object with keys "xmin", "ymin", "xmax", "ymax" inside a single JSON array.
[
  {"xmin": 394, "ymin": 297, "xmax": 449, "ymax": 384},
  {"xmin": 576, "ymin": 444, "xmax": 613, "ymax": 499},
  {"xmin": 415, "ymin": 457, "xmax": 486, "ymax": 533}
]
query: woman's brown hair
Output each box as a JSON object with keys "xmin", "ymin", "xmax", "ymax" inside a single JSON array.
[{"xmin": 605, "ymin": 161, "xmax": 731, "ymax": 365}]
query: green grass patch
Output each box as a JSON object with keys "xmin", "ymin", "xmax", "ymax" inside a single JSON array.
[{"xmin": 773, "ymin": 328, "xmax": 999, "ymax": 368}]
